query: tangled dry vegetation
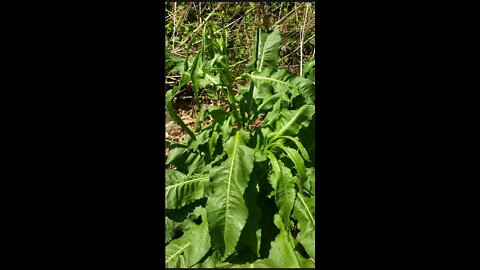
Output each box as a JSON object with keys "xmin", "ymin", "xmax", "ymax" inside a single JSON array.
[{"xmin": 165, "ymin": 2, "xmax": 315, "ymax": 146}]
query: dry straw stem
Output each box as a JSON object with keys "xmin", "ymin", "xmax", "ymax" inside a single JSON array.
[
  {"xmin": 300, "ymin": 3, "xmax": 309, "ymax": 76},
  {"xmin": 172, "ymin": 3, "xmax": 224, "ymax": 53}
]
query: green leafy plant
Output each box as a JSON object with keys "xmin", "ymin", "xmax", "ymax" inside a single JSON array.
[{"xmin": 165, "ymin": 25, "xmax": 315, "ymax": 268}]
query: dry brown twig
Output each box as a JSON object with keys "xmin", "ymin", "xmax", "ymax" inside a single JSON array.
[{"xmin": 172, "ymin": 3, "xmax": 224, "ymax": 53}]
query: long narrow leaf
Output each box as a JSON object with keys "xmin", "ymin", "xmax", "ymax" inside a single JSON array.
[
  {"xmin": 252, "ymin": 214, "xmax": 314, "ymax": 268},
  {"xmin": 166, "ymin": 90, "xmax": 196, "ymax": 140},
  {"xmin": 267, "ymin": 151, "xmax": 296, "ymax": 228},
  {"xmin": 165, "ymin": 220, "xmax": 211, "ymax": 268},
  {"xmin": 276, "ymin": 135, "xmax": 310, "ymax": 161},
  {"xmin": 190, "ymin": 51, "xmax": 202, "ymax": 110},
  {"xmin": 271, "ymin": 144, "xmax": 308, "ymax": 190},
  {"xmin": 270, "ymin": 105, "xmax": 315, "ymax": 141},
  {"xmin": 292, "ymin": 193, "xmax": 315, "ymax": 261}
]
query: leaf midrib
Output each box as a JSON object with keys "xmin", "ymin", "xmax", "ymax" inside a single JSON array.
[
  {"xmin": 250, "ymin": 74, "xmax": 295, "ymax": 89},
  {"xmin": 298, "ymin": 194, "xmax": 315, "ymax": 226},
  {"xmin": 224, "ymin": 132, "xmax": 240, "ymax": 239},
  {"xmin": 271, "ymin": 106, "xmax": 306, "ymax": 142},
  {"xmin": 166, "ymin": 242, "xmax": 191, "ymax": 263},
  {"xmin": 166, "ymin": 176, "xmax": 209, "ymax": 190}
]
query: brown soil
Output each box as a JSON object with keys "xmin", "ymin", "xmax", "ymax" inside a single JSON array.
[{"xmin": 165, "ymin": 84, "xmax": 230, "ymax": 158}]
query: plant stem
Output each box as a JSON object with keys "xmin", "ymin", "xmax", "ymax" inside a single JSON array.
[{"xmin": 300, "ymin": 4, "xmax": 309, "ymax": 77}]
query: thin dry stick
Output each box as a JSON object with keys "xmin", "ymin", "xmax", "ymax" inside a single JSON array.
[
  {"xmin": 185, "ymin": 6, "xmax": 256, "ymax": 51},
  {"xmin": 281, "ymin": 34, "xmax": 315, "ymax": 63},
  {"xmin": 278, "ymin": 3, "xmax": 283, "ymax": 21},
  {"xmin": 172, "ymin": 2, "xmax": 177, "ymax": 50},
  {"xmin": 300, "ymin": 4, "xmax": 309, "ymax": 76},
  {"xmin": 272, "ymin": 3, "xmax": 303, "ymax": 27},
  {"xmin": 172, "ymin": 3, "xmax": 223, "ymax": 53}
]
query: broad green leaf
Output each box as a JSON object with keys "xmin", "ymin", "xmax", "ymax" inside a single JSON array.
[
  {"xmin": 185, "ymin": 152, "xmax": 206, "ymax": 176},
  {"xmin": 166, "ymin": 90, "xmax": 196, "ymax": 140},
  {"xmin": 165, "ymin": 208, "xmax": 201, "ymax": 245},
  {"xmin": 166, "ymin": 216, "xmax": 193, "ymax": 244},
  {"xmin": 236, "ymin": 172, "xmax": 262, "ymax": 258},
  {"xmin": 257, "ymin": 93, "xmax": 282, "ymax": 113},
  {"xmin": 194, "ymin": 106, "xmax": 207, "ymax": 129},
  {"xmin": 166, "ymin": 144, "xmax": 187, "ymax": 164},
  {"xmin": 166, "ymin": 199, "xmax": 206, "ymax": 223},
  {"xmin": 208, "ymin": 125, "xmax": 220, "ymax": 157},
  {"xmin": 246, "ymin": 27, "xmax": 281, "ymax": 72},
  {"xmin": 277, "ymin": 135, "xmax": 310, "ymax": 161},
  {"xmin": 263, "ymin": 98, "xmax": 283, "ymax": 128},
  {"xmin": 190, "ymin": 127, "xmax": 211, "ymax": 152},
  {"xmin": 192, "ymin": 249, "xmax": 233, "ymax": 268},
  {"xmin": 206, "ymin": 129, "xmax": 255, "ymax": 259},
  {"xmin": 272, "ymin": 144, "xmax": 308, "ymax": 190},
  {"xmin": 290, "ymin": 76, "xmax": 315, "ymax": 104},
  {"xmin": 253, "ymin": 214, "xmax": 314, "ymax": 268},
  {"xmin": 292, "ymin": 193, "xmax": 315, "ymax": 261},
  {"xmin": 270, "ymin": 105, "xmax": 315, "ymax": 141},
  {"xmin": 303, "ymin": 59, "xmax": 315, "ymax": 78},
  {"xmin": 254, "ymin": 132, "xmax": 268, "ymax": 162},
  {"xmin": 165, "ymin": 169, "xmax": 210, "ymax": 209},
  {"xmin": 253, "ymin": 83, "xmax": 273, "ymax": 102},
  {"xmin": 258, "ymin": 27, "xmax": 281, "ymax": 72},
  {"xmin": 165, "ymin": 220, "xmax": 211, "ymax": 268},
  {"xmin": 299, "ymin": 115, "xmax": 315, "ymax": 163},
  {"xmin": 207, "ymin": 106, "xmax": 229, "ymax": 124},
  {"xmin": 246, "ymin": 29, "xmax": 266, "ymax": 72},
  {"xmin": 267, "ymin": 152, "xmax": 296, "ymax": 228},
  {"xmin": 249, "ymin": 68, "xmax": 315, "ymax": 104},
  {"xmin": 221, "ymin": 114, "xmax": 233, "ymax": 144},
  {"xmin": 199, "ymin": 72, "xmax": 221, "ymax": 87}
]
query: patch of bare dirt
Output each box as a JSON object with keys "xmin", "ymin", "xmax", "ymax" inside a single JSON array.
[{"xmin": 165, "ymin": 84, "xmax": 230, "ymax": 159}]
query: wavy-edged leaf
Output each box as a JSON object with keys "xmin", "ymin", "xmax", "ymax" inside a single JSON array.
[
  {"xmin": 166, "ymin": 199, "xmax": 206, "ymax": 223},
  {"xmin": 185, "ymin": 152, "xmax": 206, "ymax": 176},
  {"xmin": 206, "ymin": 129, "xmax": 255, "ymax": 259},
  {"xmin": 267, "ymin": 152, "xmax": 295, "ymax": 228},
  {"xmin": 166, "ymin": 215, "xmax": 196, "ymax": 244},
  {"xmin": 303, "ymin": 59, "xmax": 315, "ymax": 78},
  {"xmin": 258, "ymin": 27, "xmax": 281, "ymax": 72},
  {"xmin": 249, "ymin": 68, "xmax": 315, "ymax": 104},
  {"xmin": 246, "ymin": 28, "xmax": 267, "ymax": 72},
  {"xmin": 299, "ymin": 114, "xmax": 315, "ymax": 163},
  {"xmin": 272, "ymin": 144, "xmax": 307, "ymax": 190},
  {"xmin": 166, "ymin": 89, "xmax": 196, "ymax": 140},
  {"xmin": 236, "ymin": 172, "xmax": 262, "ymax": 259},
  {"xmin": 208, "ymin": 125, "xmax": 220, "ymax": 157},
  {"xmin": 221, "ymin": 114, "xmax": 233, "ymax": 144},
  {"xmin": 292, "ymin": 193, "xmax": 315, "ymax": 261},
  {"xmin": 253, "ymin": 214, "xmax": 314, "ymax": 268},
  {"xmin": 190, "ymin": 127, "xmax": 211, "ymax": 152},
  {"xmin": 165, "ymin": 170, "xmax": 210, "ymax": 209},
  {"xmin": 166, "ymin": 143, "xmax": 187, "ymax": 164},
  {"xmin": 263, "ymin": 98, "xmax": 283, "ymax": 128},
  {"xmin": 270, "ymin": 105, "xmax": 315, "ymax": 141},
  {"xmin": 246, "ymin": 28, "xmax": 281, "ymax": 72},
  {"xmin": 165, "ymin": 220, "xmax": 211, "ymax": 268},
  {"xmin": 276, "ymin": 135, "xmax": 310, "ymax": 161}
]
